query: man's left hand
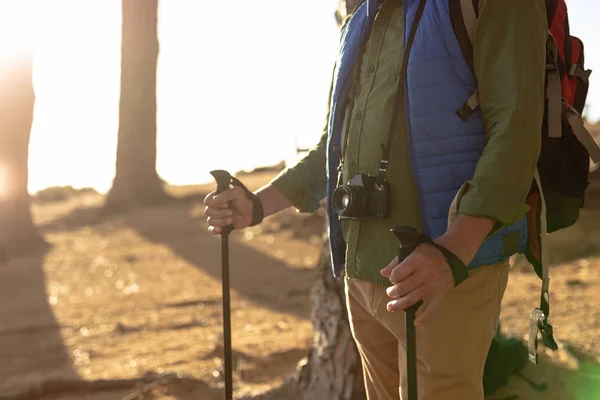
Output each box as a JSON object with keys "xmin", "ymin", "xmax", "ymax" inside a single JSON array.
[{"xmin": 380, "ymin": 242, "xmax": 455, "ymax": 326}]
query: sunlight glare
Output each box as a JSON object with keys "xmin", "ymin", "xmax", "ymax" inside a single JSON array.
[
  {"xmin": 0, "ymin": 163, "xmax": 9, "ymax": 199},
  {"xmin": 0, "ymin": 2, "xmax": 33, "ymax": 63}
]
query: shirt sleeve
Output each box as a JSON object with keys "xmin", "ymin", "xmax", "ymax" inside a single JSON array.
[
  {"xmin": 269, "ymin": 82, "xmax": 332, "ymax": 213},
  {"xmin": 270, "ymin": 128, "xmax": 329, "ymax": 213},
  {"xmin": 457, "ymin": 0, "xmax": 548, "ymax": 228}
]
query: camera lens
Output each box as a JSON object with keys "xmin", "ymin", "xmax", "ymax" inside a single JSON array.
[
  {"xmin": 341, "ymin": 193, "xmax": 350, "ymax": 208},
  {"xmin": 332, "ymin": 185, "xmax": 364, "ymax": 217},
  {"xmin": 333, "ymin": 186, "xmax": 351, "ymax": 215}
]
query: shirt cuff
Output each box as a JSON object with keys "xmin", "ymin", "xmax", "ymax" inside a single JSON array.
[
  {"xmin": 456, "ymin": 180, "xmax": 530, "ymax": 233},
  {"xmin": 270, "ymin": 168, "xmax": 324, "ymax": 214}
]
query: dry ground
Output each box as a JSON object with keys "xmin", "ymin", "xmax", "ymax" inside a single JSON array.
[{"xmin": 1, "ymin": 170, "xmax": 600, "ymax": 400}]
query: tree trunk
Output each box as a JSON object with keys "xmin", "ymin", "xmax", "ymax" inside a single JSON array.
[
  {"xmin": 275, "ymin": 5, "xmax": 368, "ymax": 398},
  {"xmin": 104, "ymin": 0, "xmax": 169, "ymax": 212},
  {"xmin": 259, "ymin": 238, "xmax": 365, "ymax": 400},
  {"xmin": 0, "ymin": 40, "xmax": 47, "ymax": 259},
  {"xmin": 291, "ymin": 240, "xmax": 366, "ymax": 400}
]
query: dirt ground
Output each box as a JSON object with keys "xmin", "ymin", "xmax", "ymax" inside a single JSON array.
[{"xmin": 1, "ymin": 170, "xmax": 600, "ymax": 400}]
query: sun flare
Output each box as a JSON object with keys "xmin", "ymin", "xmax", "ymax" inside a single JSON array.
[
  {"xmin": 0, "ymin": 163, "xmax": 9, "ymax": 199},
  {"xmin": 0, "ymin": 2, "xmax": 33, "ymax": 63}
]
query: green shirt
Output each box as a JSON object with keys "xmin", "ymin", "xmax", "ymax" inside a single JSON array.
[{"xmin": 271, "ymin": 0, "xmax": 548, "ymax": 285}]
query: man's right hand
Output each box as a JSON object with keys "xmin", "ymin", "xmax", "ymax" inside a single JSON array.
[{"xmin": 203, "ymin": 187, "xmax": 254, "ymax": 235}]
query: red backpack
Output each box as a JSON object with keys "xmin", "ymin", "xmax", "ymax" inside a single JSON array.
[{"xmin": 450, "ymin": 0, "xmax": 600, "ymax": 364}]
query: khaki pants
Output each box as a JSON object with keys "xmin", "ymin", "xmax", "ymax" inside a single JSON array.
[{"xmin": 345, "ymin": 261, "xmax": 510, "ymax": 400}]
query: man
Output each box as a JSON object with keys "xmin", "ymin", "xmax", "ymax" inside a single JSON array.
[{"xmin": 204, "ymin": 0, "xmax": 547, "ymax": 398}]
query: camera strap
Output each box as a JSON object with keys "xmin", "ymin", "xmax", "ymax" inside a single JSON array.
[{"xmin": 376, "ymin": 0, "xmax": 428, "ymax": 191}]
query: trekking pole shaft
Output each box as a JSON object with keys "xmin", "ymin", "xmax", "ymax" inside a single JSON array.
[
  {"xmin": 222, "ymin": 234, "xmax": 233, "ymax": 400},
  {"xmin": 210, "ymin": 170, "xmax": 235, "ymax": 400},
  {"xmin": 390, "ymin": 226, "xmax": 423, "ymax": 400},
  {"xmin": 406, "ymin": 304, "xmax": 419, "ymax": 400}
]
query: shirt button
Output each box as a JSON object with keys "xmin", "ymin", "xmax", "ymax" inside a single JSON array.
[
  {"xmin": 368, "ymin": 65, "xmax": 375, "ymax": 73},
  {"xmin": 356, "ymin": 111, "xmax": 363, "ymax": 120},
  {"xmin": 378, "ymin": 18, "xmax": 386, "ymax": 25}
]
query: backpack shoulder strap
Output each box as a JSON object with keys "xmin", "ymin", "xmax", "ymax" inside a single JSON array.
[
  {"xmin": 460, "ymin": 0, "xmax": 478, "ymax": 44},
  {"xmin": 449, "ymin": 0, "xmax": 477, "ymax": 76},
  {"xmin": 449, "ymin": 0, "xmax": 480, "ymax": 120}
]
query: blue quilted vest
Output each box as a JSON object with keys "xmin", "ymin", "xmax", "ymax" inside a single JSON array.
[{"xmin": 325, "ymin": 0, "xmax": 528, "ymax": 277}]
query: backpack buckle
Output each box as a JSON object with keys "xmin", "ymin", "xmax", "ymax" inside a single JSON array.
[
  {"xmin": 540, "ymin": 319, "xmax": 558, "ymax": 350},
  {"xmin": 568, "ymin": 63, "xmax": 592, "ymax": 84},
  {"xmin": 528, "ymin": 307, "xmax": 559, "ymax": 365},
  {"xmin": 456, "ymin": 90, "xmax": 480, "ymax": 121}
]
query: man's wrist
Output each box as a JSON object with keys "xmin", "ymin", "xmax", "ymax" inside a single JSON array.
[
  {"xmin": 437, "ymin": 214, "xmax": 496, "ymax": 265},
  {"xmin": 414, "ymin": 234, "xmax": 469, "ymax": 287},
  {"xmin": 434, "ymin": 234, "xmax": 471, "ymax": 266},
  {"xmin": 254, "ymin": 184, "xmax": 293, "ymax": 222},
  {"xmin": 428, "ymin": 241, "xmax": 469, "ymax": 286}
]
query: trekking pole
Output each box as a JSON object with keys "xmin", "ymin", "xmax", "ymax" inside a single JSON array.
[
  {"xmin": 210, "ymin": 170, "xmax": 235, "ymax": 400},
  {"xmin": 391, "ymin": 226, "xmax": 424, "ymax": 400}
]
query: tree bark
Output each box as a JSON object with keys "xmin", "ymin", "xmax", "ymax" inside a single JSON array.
[
  {"xmin": 0, "ymin": 39, "xmax": 47, "ymax": 259},
  {"xmin": 104, "ymin": 0, "xmax": 169, "ymax": 212},
  {"xmin": 278, "ymin": 4, "xmax": 367, "ymax": 398}
]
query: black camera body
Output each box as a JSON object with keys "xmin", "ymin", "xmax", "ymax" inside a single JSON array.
[{"xmin": 332, "ymin": 174, "xmax": 390, "ymax": 220}]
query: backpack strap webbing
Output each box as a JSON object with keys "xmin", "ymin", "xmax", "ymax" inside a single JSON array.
[
  {"xmin": 563, "ymin": 101, "xmax": 600, "ymax": 163},
  {"xmin": 449, "ymin": 0, "xmax": 479, "ymax": 121},
  {"xmin": 460, "ymin": 0, "xmax": 477, "ymax": 44},
  {"xmin": 451, "ymin": 2, "xmax": 563, "ymax": 133},
  {"xmin": 546, "ymin": 34, "xmax": 563, "ymax": 139},
  {"xmin": 449, "ymin": 0, "xmax": 478, "ymax": 75},
  {"xmin": 528, "ymin": 169, "xmax": 558, "ymax": 364},
  {"xmin": 568, "ymin": 63, "xmax": 592, "ymax": 84}
]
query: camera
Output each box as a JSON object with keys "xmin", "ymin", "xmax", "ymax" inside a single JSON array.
[{"xmin": 332, "ymin": 174, "xmax": 389, "ymax": 220}]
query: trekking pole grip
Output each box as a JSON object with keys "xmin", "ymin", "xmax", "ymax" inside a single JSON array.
[
  {"xmin": 210, "ymin": 170, "xmax": 234, "ymax": 236},
  {"xmin": 391, "ymin": 226, "xmax": 424, "ymax": 312},
  {"xmin": 210, "ymin": 169, "xmax": 232, "ymax": 195}
]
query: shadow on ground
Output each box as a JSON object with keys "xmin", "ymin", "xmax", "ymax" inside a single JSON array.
[
  {"xmin": 0, "ymin": 248, "xmax": 80, "ymax": 397},
  {"xmin": 27, "ymin": 182, "xmax": 600, "ymax": 400},
  {"xmin": 39, "ymin": 194, "xmax": 318, "ymax": 319}
]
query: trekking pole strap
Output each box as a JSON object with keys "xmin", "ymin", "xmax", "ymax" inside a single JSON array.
[
  {"xmin": 415, "ymin": 233, "xmax": 470, "ymax": 287},
  {"xmin": 230, "ymin": 176, "xmax": 264, "ymax": 226}
]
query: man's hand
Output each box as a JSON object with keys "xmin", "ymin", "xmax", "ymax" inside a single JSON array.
[
  {"xmin": 380, "ymin": 242, "xmax": 454, "ymax": 326},
  {"xmin": 203, "ymin": 187, "xmax": 253, "ymax": 235},
  {"xmin": 204, "ymin": 183, "xmax": 295, "ymax": 235},
  {"xmin": 381, "ymin": 214, "xmax": 497, "ymax": 325}
]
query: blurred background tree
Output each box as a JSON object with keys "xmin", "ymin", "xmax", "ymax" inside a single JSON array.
[
  {"xmin": 0, "ymin": 11, "xmax": 47, "ymax": 259},
  {"xmin": 103, "ymin": 0, "xmax": 169, "ymax": 211}
]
